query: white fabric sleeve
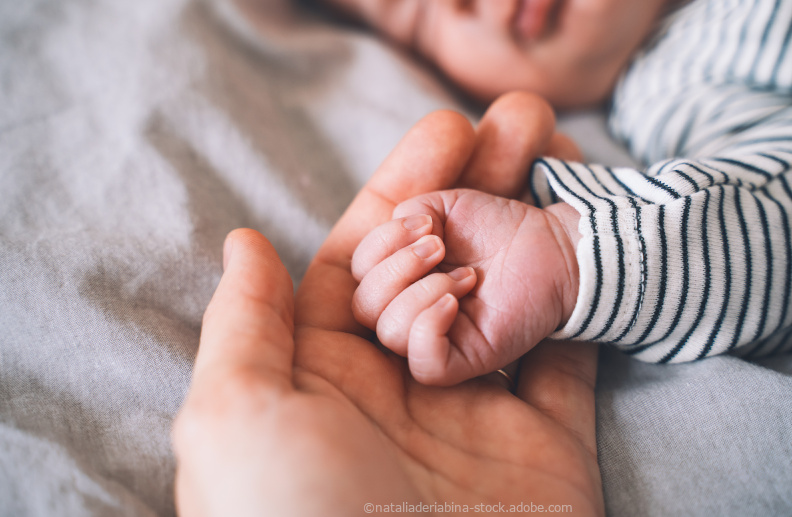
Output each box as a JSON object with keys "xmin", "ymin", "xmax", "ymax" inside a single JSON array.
[{"xmin": 528, "ymin": 0, "xmax": 792, "ymax": 362}]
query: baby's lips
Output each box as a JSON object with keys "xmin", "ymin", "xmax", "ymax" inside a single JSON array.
[{"xmin": 513, "ymin": 0, "xmax": 556, "ymax": 41}]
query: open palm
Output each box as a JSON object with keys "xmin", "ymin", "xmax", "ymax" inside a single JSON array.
[{"xmin": 173, "ymin": 93, "xmax": 603, "ymax": 516}]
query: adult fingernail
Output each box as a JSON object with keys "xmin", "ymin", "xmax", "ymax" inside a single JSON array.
[
  {"xmin": 448, "ymin": 267, "xmax": 474, "ymax": 281},
  {"xmin": 402, "ymin": 214, "xmax": 432, "ymax": 231},
  {"xmin": 412, "ymin": 235, "xmax": 441, "ymax": 259}
]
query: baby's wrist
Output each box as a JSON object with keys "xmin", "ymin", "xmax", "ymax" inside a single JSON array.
[
  {"xmin": 544, "ymin": 203, "xmax": 581, "ymax": 326},
  {"xmin": 545, "ymin": 203, "xmax": 582, "ymax": 249}
]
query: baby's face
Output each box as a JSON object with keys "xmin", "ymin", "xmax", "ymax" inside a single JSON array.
[{"xmin": 324, "ymin": 0, "xmax": 672, "ymax": 108}]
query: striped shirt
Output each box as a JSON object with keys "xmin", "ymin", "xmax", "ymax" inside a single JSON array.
[{"xmin": 532, "ymin": 0, "xmax": 792, "ymax": 362}]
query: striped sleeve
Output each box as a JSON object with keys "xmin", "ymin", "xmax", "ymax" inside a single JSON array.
[{"xmin": 530, "ymin": 0, "xmax": 792, "ymax": 362}]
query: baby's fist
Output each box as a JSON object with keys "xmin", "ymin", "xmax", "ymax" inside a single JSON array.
[{"xmin": 351, "ymin": 213, "xmax": 478, "ymax": 370}]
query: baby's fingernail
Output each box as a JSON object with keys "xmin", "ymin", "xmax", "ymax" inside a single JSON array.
[
  {"xmin": 448, "ymin": 267, "xmax": 474, "ymax": 281},
  {"xmin": 437, "ymin": 293, "xmax": 456, "ymax": 309},
  {"xmin": 402, "ymin": 214, "xmax": 432, "ymax": 231},
  {"xmin": 412, "ymin": 235, "xmax": 441, "ymax": 259}
]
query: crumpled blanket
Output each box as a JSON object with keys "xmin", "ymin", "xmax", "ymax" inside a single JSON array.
[{"xmin": 1, "ymin": 0, "xmax": 790, "ymax": 515}]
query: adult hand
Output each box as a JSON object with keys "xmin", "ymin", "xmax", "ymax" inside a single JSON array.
[{"xmin": 172, "ymin": 92, "xmax": 602, "ymax": 516}]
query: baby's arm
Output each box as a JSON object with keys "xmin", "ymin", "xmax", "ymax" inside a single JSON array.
[
  {"xmin": 524, "ymin": 3, "xmax": 792, "ymax": 363},
  {"xmin": 351, "ymin": 189, "xmax": 581, "ymax": 386}
]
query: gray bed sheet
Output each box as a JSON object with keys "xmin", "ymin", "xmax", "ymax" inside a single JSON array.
[{"xmin": 1, "ymin": 0, "xmax": 791, "ymax": 515}]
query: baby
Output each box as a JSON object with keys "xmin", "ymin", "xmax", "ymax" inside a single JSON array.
[{"xmin": 327, "ymin": 0, "xmax": 792, "ymax": 385}]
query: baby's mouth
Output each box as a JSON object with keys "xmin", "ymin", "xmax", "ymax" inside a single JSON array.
[{"xmin": 513, "ymin": 0, "xmax": 561, "ymax": 41}]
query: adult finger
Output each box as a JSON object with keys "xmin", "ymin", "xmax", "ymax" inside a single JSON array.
[
  {"xmin": 192, "ymin": 228, "xmax": 296, "ymax": 394},
  {"xmin": 459, "ymin": 91, "xmax": 556, "ymax": 198},
  {"xmin": 546, "ymin": 132, "xmax": 584, "ymax": 162},
  {"xmin": 515, "ymin": 340, "xmax": 599, "ymax": 456},
  {"xmin": 297, "ymin": 110, "xmax": 476, "ymax": 333},
  {"xmin": 173, "ymin": 230, "xmax": 298, "ymax": 516}
]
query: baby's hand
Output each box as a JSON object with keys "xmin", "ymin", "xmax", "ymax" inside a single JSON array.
[{"xmin": 351, "ymin": 189, "xmax": 581, "ymax": 386}]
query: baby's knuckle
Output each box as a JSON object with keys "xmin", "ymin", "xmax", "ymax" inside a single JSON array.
[
  {"xmin": 383, "ymin": 259, "xmax": 407, "ymax": 280},
  {"xmin": 377, "ymin": 317, "xmax": 405, "ymax": 351},
  {"xmin": 351, "ymin": 291, "xmax": 378, "ymax": 329}
]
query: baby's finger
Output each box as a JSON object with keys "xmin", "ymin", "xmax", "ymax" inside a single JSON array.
[
  {"xmin": 409, "ymin": 306, "xmax": 500, "ymax": 386},
  {"xmin": 407, "ymin": 294, "xmax": 458, "ymax": 385},
  {"xmin": 376, "ymin": 267, "xmax": 477, "ymax": 355},
  {"xmin": 352, "ymin": 235, "xmax": 446, "ymax": 329},
  {"xmin": 416, "ymin": 309, "xmax": 529, "ymax": 386},
  {"xmin": 351, "ymin": 214, "xmax": 434, "ymax": 282}
]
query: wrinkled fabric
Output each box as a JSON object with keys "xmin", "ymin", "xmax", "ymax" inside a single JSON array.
[{"xmin": 1, "ymin": 1, "xmax": 790, "ymax": 515}]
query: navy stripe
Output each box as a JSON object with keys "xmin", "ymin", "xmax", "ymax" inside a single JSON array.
[
  {"xmin": 725, "ymin": 0, "xmax": 761, "ymax": 80},
  {"xmin": 732, "ymin": 135, "xmax": 792, "ymax": 149},
  {"xmin": 646, "ymin": 97, "xmax": 687, "ymax": 163},
  {"xmin": 699, "ymin": 186, "xmax": 731, "ymax": 358},
  {"xmin": 710, "ymin": 157, "xmax": 773, "ymax": 179},
  {"xmin": 741, "ymin": 332, "xmax": 771, "ymax": 358},
  {"xmin": 688, "ymin": 108, "xmax": 791, "ymax": 157},
  {"xmin": 615, "ymin": 198, "xmax": 647, "ymax": 343},
  {"xmin": 537, "ymin": 160, "xmax": 603, "ymax": 338},
  {"xmin": 748, "ymin": 0, "xmax": 782, "ymax": 82},
  {"xmin": 657, "ymin": 198, "xmax": 692, "ymax": 362},
  {"xmin": 605, "ymin": 166, "xmax": 651, "ymax": 203},
  {"xmin": 663, "ymin": 192, "xmax": 712, "ymax": 361},
  {"xmin": 749, "ymin": 193, "xmax": 772, "ymax": 343},
  {"xmin": 775, "ymin": 174, "xmax": 792, "ymax": 327},
  {"xmin": 728, "ymin": 187, "xmax": 752, "ymax": 351},
  {"xmin": 757, "ymin": 151, "xmax": 792, "ymax": 170},
  {"xmin": 529, "ymin": 163, "xmax": 544, "ymax": 208},
  {"xmin": 644, "ymin": 176, "xmax": 681, "ymax": 199},
  {"xmin": 590, "ymin": 191, "xmax": 626, "ymax": 341},
  {"xmin": 702, "ymin": 89, "xmax": 755, "ymax": 126},
  {"xmin": 770, "ymin": 12, "xmax": 792, "ymax": 88},
  {"xmin": 704, "ymin": 162, "xmax": 744, "ymax": 188},
  {"xmin": 600, "ymin": 0, "xmax": 792, "ymax": 360},
  {"xmin": 699, "ymin": 0, "xmax": 723, "ymax": 80},
  {"xmin": 673, "ymin": 102, "xmax": 701, "ymax": 157},
  {"xmin": 582, "ymin": 165, "xmax": 626, "ymax": 341},
  {"xmin": 631, "ymin": 206, "xmax": 669, "ymax": 345},
  {"xmin": 672, "ymin": 168, "xmax": 701, "ymax": 192},
  {"xmin": 767, "ymin": 325, "xmax": 792, "ymax": 355},
  {"xmin": 685, "ymin": 162, "xmax": 716, "ymax": 187},
  {"xmin": 655, "ymin": 159, "xmax": 677, "ymax": 177},
  {"xmin": 585, "ymin": 165, "xmax": 616, "ymax": 196}
]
